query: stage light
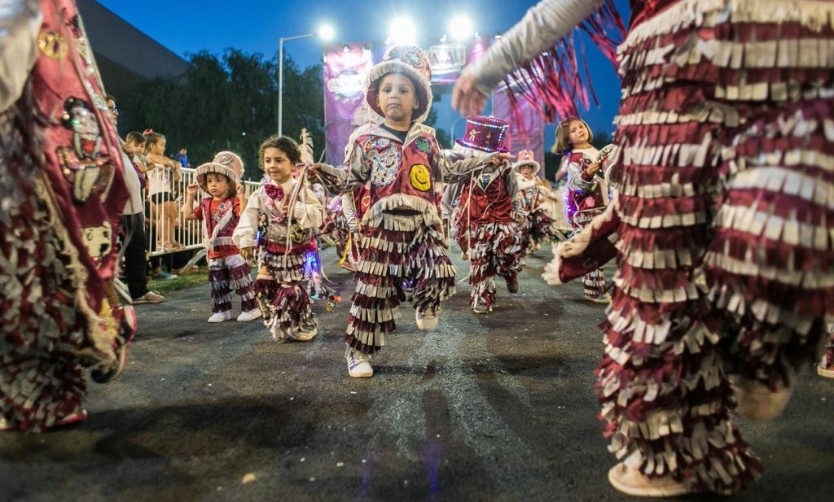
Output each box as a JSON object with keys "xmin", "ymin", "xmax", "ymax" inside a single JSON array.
[
  {"xmin": 388, "ymin": 17, "xmax": 417, "ymax": 46},
  {"xmin": 449, "ymin": 15, "xmax": 474, "ymax": 41}
]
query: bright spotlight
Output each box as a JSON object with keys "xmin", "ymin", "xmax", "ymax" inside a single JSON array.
[
  {"xmin": 449, "ymin": 15, "xmax": 473, "ymax": 41},
  {"xmin": 317, "ymin": 24, "xmax": 335, "ymax": 41},
  {"xmin": 389, "ymin": 17, "xmax": 417, "ymax": 46}
]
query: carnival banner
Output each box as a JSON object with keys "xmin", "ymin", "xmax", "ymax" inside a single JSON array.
[
  {"xmin": 427, "ymin": 43, "xmax": 467, "ymax": 84},
  {"xmin": 323, "ymin": 43, "xmax": 373, "ymax": 165}
]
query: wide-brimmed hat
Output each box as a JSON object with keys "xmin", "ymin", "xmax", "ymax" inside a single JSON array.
[
  {"xmin": 212, "ymin": 151, "xmax": 244, "ymax": 177},
  {"xmin": 365, "ymin": 45, "xmax": 433, "ymax": 124},
  {"xmin": 454, "ymin": 116, "xmax": 509, "ymax": 155},
  {"xmin": 512, "ymin": 149, "xmax": 541, "ymax": 176},
  {"xmin": 195, "ymin": 162, "xmax": 239, "ymax": 197}
]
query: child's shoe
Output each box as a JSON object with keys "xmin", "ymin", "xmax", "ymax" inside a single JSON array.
[
  {"xmin": 731, "ymin": 375, "xmax": 793, "ymax": 421},
  {"xmin": 236, "ymin": 308, "xmax": 262, "ymax": 322},
  {"xmin": 208, "ymin": 311, "xmax": 232, "ymax": 323},
  {"xmin": 587, "ymin": 293, "xmax": 611, "ymax": 304},
  {"xmin": 505, "ymin": 276, "xmax": 519, "ymax": 293},
  {"xmin": 607, "ymin": 463, "xmax": 698, "ymax": 497},
  {"xmin": 346, "ymin": 347, "xmax": 373, "ymax": 378},
  {"xmin": 288, "ymin": 322, "xmax": 318, "ymax": 341},
  {"xmin": 415, "ymin": 306, "xmax": 439, "ymax": 331},
  {"xmin": 53, "ymin": 409, "xmax": 89, "ymax": 428},
  {"xmin": 818, "ymin": 364, "xmax": 834, "ymax": 379},
  {"xmin": 0, "ymin": 417, "xmax": 13, "ymax": 431},
  {"xmin": 472, "ymin": 302, "xmax": 491, "ymax": 314}
]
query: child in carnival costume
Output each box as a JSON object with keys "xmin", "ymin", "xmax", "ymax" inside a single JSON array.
[
  {"xmin": 310, "ymin": 46, "xmax": 502, "ymax": 378},
  {"xmin": 556, "ymin": 117, "xmax": 612, "ymax": 303},
  {"xmin": 450, "ymin": 116, "xmax": 525, "ymax": 314},
  {"xmin": 513, "ymin": 149, "xmax": 559, "ymax": 255},
  {"xmin": 182, "ymin": 151, "xmax": 261, "ymax": 323},
  {"xmin": 233, "ymin": 135, "xmax": 325, "ymax": 342}
]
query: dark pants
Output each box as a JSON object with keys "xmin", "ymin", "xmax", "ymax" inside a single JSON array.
[{"xmin": 121, "ymin": 212, "xmax": 149, "ymax": 299}]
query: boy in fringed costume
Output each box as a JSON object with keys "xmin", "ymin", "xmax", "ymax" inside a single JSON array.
[
  {"xmin": 311, "ymin": 46, "xmax": 500, "ymax": 378},
  {"xmin": 450, "ymin": 116, "xmax": 526, "ymax": 314}
]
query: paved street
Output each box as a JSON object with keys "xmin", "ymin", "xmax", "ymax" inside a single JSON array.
[{"xmin": 1, "ymin": 246, "xmax": 832, "ymax": 501}]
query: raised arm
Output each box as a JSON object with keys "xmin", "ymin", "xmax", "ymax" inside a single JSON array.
[
  {"xmin": 452, "ymin": 0, "xmax": 603, "ymax": 116},
  {"xmin": 181, "ymin": 184, "xmax": 199, "ymax": 219}
]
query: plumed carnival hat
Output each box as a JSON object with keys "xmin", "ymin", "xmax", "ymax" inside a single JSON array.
[
  {"xmin": 365, "ymin": 45, "xmax": 433, "ymax": 124},
  {"xmin": 512, "ymin": 149, "xmax": 541, "ymax": 176},
  {"xmin": 212, "ymin": 151, "xmax": 244, "ymax": 178},
  {"xmin": 453, "ymin": 115, "xmax": 509, "ymax": 156},
  {"xmin": 195, "ymin": 158, "xmax": 240, "ymax": 197}
]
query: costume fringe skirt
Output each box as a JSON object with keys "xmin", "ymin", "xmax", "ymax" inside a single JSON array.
[
  {"xmin": 572, "ymin": 208, "xmax": 608, "ymax": 300},
  {"xmin": 346, "ymin": 213, "xmax": 455, "ymax": 353},
  {"xmin": 256, "ymin": 250, "xmax": 314, "ymax": 340},
  {"xmin": 468, "ymin": 222, "xmax": 525, "ymax": 310},
  {"xmin": 598, "ymin": 0, "xmax": 834, "ymax": 494},
  {"xmin": 208, "ymin": 253, "xmax": 256, "ymax": 313}
]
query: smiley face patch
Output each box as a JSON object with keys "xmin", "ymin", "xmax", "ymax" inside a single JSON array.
[{"xmin": 409, "ymin": 164, "xmax": 431, "ymax": 192}]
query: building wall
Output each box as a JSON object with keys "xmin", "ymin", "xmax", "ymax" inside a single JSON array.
[{"xmin": 77, "ymin": 0, "xmax": 189, "ymax": 101}]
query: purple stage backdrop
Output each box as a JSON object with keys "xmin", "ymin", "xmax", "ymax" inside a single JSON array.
[
  {"xmin": 323, "ymin": 37, "xmax": 542, "ymax": 167},
  {"xmin": 323, "ymin": 43, "xmax": 373, "ymax": 165}
]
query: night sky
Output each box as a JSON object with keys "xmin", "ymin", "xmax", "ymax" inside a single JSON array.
[{"xmin": 95, "ymin": 0, "xmax": 630, "ymax": 139}]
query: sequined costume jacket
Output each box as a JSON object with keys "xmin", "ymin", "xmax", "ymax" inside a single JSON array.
[{"xmin": 316, "ymin": 122, "xmax": 491, "ymax": 228}]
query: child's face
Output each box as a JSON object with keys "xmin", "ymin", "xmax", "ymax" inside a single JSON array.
[
  {"xmin": 520, "ymin": 165, "xmax": 534, "ymax": 179},
  {"xmin": 150, "ymin": 137, "xmax": 166, "ymax": 155},
  {"xmin": 376, "ymin": 73, "xmax": 418, "ymax": 126},
  {"xmin": 263, "ymin": 146, "xmax": 293, "ymax": 183},
  {"xmin": 125, "ymin": 141, "xmax": 143, "ymax": 154},
  {"xmin": 205, "ymin": 173, "xmax": 231, "ymax": 199},
  {"xmin": 567, "ymin": 120, "xmax": 590, "ymax": 147}
]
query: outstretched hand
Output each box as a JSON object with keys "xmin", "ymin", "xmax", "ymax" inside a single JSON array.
[
  {"xmin": 491, "ymin": 152, "xmax": 513, "ymax": 165},
  {"xmin": 452, "ymin": 72, "xmax": 488, "ymax": 116}
]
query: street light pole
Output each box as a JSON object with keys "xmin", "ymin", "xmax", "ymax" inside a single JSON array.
[{"xmin": 277, "ymin": 33, "xmax": 316, "ymax": 137}]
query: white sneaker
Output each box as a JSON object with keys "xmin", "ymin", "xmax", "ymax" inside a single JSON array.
[
  {"xmin": 346, "ymin": 347, "xmax": 373, "ymax": 378},
  {"xmin": 208, "ymin": 311, "xmax": 232, "ymax": 323},
  {"xmin": 415, "ymin": 307, "xmax": 439, "ymax": 331},
  {"xmin": 288, "ymin": 323, "xmax": 318, "ymax": 341},
  {"xmin": 236, "ymin": 308, "xmax": 262, "ymax": 322},
  {"xmin": 270, "ymin": 324, "xmax": 288, "ymax": 341},
  {"xmin": 472, "ymin": 302, "xmax": 492, "ymax": 314}
]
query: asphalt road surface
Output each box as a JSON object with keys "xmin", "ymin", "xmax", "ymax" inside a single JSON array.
[{"xmin": 1, "ymin": 246, "xmax": 832, "ymax": 501}]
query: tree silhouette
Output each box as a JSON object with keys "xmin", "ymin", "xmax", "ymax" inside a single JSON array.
[{"xmin": 121, "ymin": 49, "xmax": 324, "ymax": 181}]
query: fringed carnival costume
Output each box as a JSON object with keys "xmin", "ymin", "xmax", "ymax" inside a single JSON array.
[
  {"xmin": 191, "ymin": 153, "xmax": 258, "ymax": 321},
  {"xmin": 314, "ymin": 46, "xmax": 491, "ymax": 359},
  {"xmin": 450, "ymin": 116, "xmax": 525, "ymax": 314},
  {"xmin": 563, "ymin": 143, "xmax": 614, "ymax": 301},
  {"xmin": 513, "ymin": 149, "xmax": 560, "ymax": 256},
  {"xmin": 1, "ymin": 0, "xmax": 131, "ymax": 432},
  {"xmin": 233, "ymin": 169, "xmax": 324, "ymax": 341},
  {"xmin": 464, "ymin": 0, "xmax": 834, "ymax": 495}
]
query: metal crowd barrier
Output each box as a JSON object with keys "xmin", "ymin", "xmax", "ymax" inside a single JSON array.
[
  {"xmin": 115, "ymin": 167, "xmax": 261, "ymax": 304},
  {"xmin": 146, "ymin": 167, "xmax": 260, "ymax": 258}
]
